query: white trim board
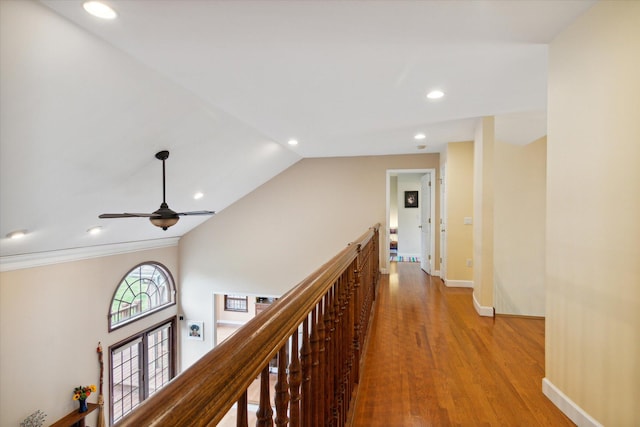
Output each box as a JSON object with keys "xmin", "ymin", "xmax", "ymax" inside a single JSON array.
[
  {"xmin": 0, "ymin": 237, "xmax": 180, "ymax": 272},
  {"xmin": 473, "ymin": 292, "xmax": 494, "ymax": 317},
  {"xmin": 542, "ymin": 378, "xmax": 603, "ymax": 427},
  {"xmin": 445, "ymin": 279, "xmax": 473, "ymax": 288}
]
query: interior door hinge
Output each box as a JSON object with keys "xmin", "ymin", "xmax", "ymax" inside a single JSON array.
[
  {"xmin": 428, "ymin": 218, "xmax": 431, "ymax": 224},
  {"xmin": 428, "ymin": 255, "xmax": 431, "ymax": 260},
  {"xmin": 429, "ymin": 181, "xmax": 431, "ymax": 187}
]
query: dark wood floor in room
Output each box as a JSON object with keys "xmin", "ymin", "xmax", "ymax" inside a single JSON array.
[{"xmin": 350, "ymin": 262, "xmax": 574, "ymax": 427}]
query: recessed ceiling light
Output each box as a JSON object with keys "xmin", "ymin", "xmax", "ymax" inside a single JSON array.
[
  {"xmin": 288, "ymin": 139, "xmax": 299, "ymax": 146},
  {"xmin": 427, "ymin": 90, "xmax": 445, "ymax": 100},
  {"xmin": 414, "ymin": 133, "xmax": 426, "ymax": 140},
  {"xmin": 193, "ymin": 192, "xmax": 204, "ymax": 200},
  {"xmin": 6, "ymin": 230, "xmax": 28, "ymax": 239},
  {"xmin": 83, "ymin": 1, "xmax": 117, "ymax": 20},
  {"xmin": 87, "ymin": 226, "xmax": 102, "ymax": 235}
]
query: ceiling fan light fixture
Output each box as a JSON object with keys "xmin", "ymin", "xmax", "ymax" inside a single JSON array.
[
  {"xmin": 150, "ymin": 216, "xmax": 179, "ymax": 230},
  {"xmin": 83, "ymin": 1, "xmax": 117, "ymax": 20}
]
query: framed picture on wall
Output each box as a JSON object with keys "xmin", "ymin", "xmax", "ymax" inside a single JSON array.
[
  {"xmin": 404, "ymin": 191, "xmax": 418, "ymax": 208},
  {"xmin": 187, "ymin": 320, "xmax": 204, "ymax": 341}
]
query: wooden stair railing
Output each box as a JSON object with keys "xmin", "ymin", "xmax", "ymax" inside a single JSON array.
[{"xmin": 115, "ymin": 224, "xmax": 380, "ymax": 427}]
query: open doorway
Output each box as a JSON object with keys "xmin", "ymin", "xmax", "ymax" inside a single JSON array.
[{"xmin": 386, "ymin": 169, "xmax": 436, "ymax": 273}]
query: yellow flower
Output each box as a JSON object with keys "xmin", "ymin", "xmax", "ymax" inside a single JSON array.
[
  {"xmin": 90, "ymin": 385, "xmax": 97, "ymax": 392},
  {"xmin": 73, "ymin": 393, "xmax": 80, "ymax": 401}
]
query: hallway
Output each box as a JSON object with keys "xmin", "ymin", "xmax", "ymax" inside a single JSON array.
[{"xmin": 350, "ymin": 262, "xmax": 574, "ymax": 426}]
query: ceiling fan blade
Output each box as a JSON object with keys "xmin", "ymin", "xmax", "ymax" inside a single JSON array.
[
  {"xmin": 99, "ymin": 213, "xmax": 159, "ymax": 218},
  {"xmin": 177, "ymin": 211, "xmax": 216, "ymax": 216}
]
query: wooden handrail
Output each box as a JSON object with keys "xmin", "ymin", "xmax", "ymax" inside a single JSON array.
[{"xmin": 115, "ymin": 224, "xmax": 380, "ymax": 427}]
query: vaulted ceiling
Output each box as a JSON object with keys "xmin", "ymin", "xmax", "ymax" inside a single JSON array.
[{"xmin": 0, "ymin": 0, "xmax": 595, "ymax": 265}]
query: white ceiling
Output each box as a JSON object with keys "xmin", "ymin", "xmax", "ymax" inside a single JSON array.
[{"xmin": 0, "ymin": 0, "xmax": 595, "ymax": 264}]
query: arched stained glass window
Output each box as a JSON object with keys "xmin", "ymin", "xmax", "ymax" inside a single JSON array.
[{"xmin": 110, "ymin": 262, "xmax": 175, "ymax": 330}]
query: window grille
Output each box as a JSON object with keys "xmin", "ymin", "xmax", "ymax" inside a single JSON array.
[
  {"xmin": 109, "ymin": 262, "xmax": 175, "ymax": 330},
  {"xmin": 110, "ymin": 321, "xmax": 174, "ymax": 424},
  {"xmin": 224, "ymin": 294, "xmax": 248, "ymax": 312}
]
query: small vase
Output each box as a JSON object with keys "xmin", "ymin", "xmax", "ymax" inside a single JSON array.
[{"xmin": 78, "ymin": 398, "xmax": 88, "ymax": 413}]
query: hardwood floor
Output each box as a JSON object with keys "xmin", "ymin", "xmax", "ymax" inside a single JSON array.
[{"xmin": 350, "ymin": 262, "xmax": 574, "ymax": 426}]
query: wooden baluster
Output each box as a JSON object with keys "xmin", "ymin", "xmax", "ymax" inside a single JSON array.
[
  {"xmin": 352, "ymin": 260, "xmax": 361, "ymax": 384},
  {"xmin": 275, "ymin": 344, "xmax": 290, "ymax": 426},
  {"xmin": 324, "ymin": 287, "xmax": 335, "ymax": 426},
  {"xmin": 237, "ymin": 391, "xmax": 248, "ymax": 427},
  {"xmin": 333, "ymin": 279, "xmax": 342, "ymax": 427},
  {"xmin": 301, "ymin": 317, "xmax": 311, "ymax": 427},
  {"xmin": 317, "ymin": 299, "xmax": 326, "ymax": 427},
  {"xmin": 289, "ymin": 328, "xmax": 301, "ymax": 427},
  {"xmin": 310, "ymin": 307, "xmax": 320, "ymax": 425},
  {"xmin": 256, "ymin": 366, "xmax": 274, "ymax": 427},
  {"xmin": 338, "ymin": 274, "xmax": 348, "ymax": 426},
  {"xmin": 344, "ymin": 266, "xmax": 355, "ymax": 424}
]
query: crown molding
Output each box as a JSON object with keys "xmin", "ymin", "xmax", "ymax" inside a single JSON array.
[{"xmin": 0, "ymin": 238, "xmax": 180, "ymax": 272}]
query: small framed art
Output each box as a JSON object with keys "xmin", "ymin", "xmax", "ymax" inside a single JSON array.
[
  {"xmin": 187, "ymin": 320, "xmax": 204, "ymax": 341},
  {"xmin": 404, "ymin": 191, "xmax": 418, "ymax": 208}
]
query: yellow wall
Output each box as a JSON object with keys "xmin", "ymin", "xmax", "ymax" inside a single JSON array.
[
  {"xmin": 546, "ymin": 2, "xmax": 640, "ymax": 425},
  {"xmin": 473, "ymin": 117, "xmax": 495, "ymax": 311},
  {"xmin": 445, "ymin": 141, "xmax": 474, "ymax": 282},
  {"xmin": 0, "ymin": 246, "xmax": 179, "ymax": 426},
  {"xmin": 494, "ymin": 137, "xmax": 546, "ymax": 316}
]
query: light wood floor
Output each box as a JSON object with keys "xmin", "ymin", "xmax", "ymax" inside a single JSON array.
[{"xmin": 350, "ymin": 262, "xmax": 574, "ymax": 426}]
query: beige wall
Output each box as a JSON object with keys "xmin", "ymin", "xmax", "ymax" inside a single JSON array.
[
  {"xmin": 473, "ymin": 117, "xmax": 495, "ymax": 311},
  {"xmin": 546, "ymin": 2, "xmax": 640, "ymax": 425},
  {"xmin": 445, "ymin": 141, "xmax": 474, "ymax": 283},
  {"xmin": 0, "ymin": 246, "xmax": 179, "ymax": 426},
  {"xmin": 178, "ymin": 154, "xmax": 439, "ymax": 365},
  {"xmin": 494, "ymin": 137, "xmax": 546, "ymax": 316}
]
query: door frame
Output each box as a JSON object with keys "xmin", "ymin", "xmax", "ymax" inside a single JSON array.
[
  {"xmin": 385, "ymin": 168, "xmax": 436, "ymax": 273},
  {"xmin": 420, "ymin": 172, "xmax": 434, "ymax": 274}
]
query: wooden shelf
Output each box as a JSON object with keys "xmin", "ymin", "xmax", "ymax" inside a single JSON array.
[{"xmin": 50, "ymin": 403, "xmax": 98, "ymax": 427}]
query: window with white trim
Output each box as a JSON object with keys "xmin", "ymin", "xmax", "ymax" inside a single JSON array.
[
  {"xmin": 109, "ymin": 262, "xmax": 175, "ymax": 330},
  {"xmin": 110, "ymin": 320, "xmax": 175, "ymax": 424},
  {"xmin": 224, "ymin": 294, "xmax": 248, "ymax": 312}
]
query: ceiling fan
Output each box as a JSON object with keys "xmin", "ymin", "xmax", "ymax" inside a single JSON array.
[{"xmin": 99, "ymin": 150, "xmax": 215, "ymax": 230}]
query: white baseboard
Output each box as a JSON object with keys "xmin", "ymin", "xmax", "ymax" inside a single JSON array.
[
  {"xmin": 445, "ymin": 279, "xmax": 473, "ymax": 288},
  {"xmin": 473, "ymin": 292, "xmax": 494, "ymax": 317},
  {"xmin": 433, "ymin": 270, "xmax": 441, "ymax": 277},
  {"xmin": 542, "ymin": 378, "xmax": 603, "ymax": 427}
]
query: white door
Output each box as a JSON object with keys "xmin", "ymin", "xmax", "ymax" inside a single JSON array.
[{"xmin": 420, "ymin": 173, "xmax": 432, "ymax": 274}]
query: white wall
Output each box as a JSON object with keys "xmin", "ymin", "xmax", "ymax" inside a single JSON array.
[
  {"xmin": 0, "ymin": 246, "xmax": 179, "ymax": 426},
  {"xmin": 396, "ymin": 173, "xmax": 422, "ymax": 257}
]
